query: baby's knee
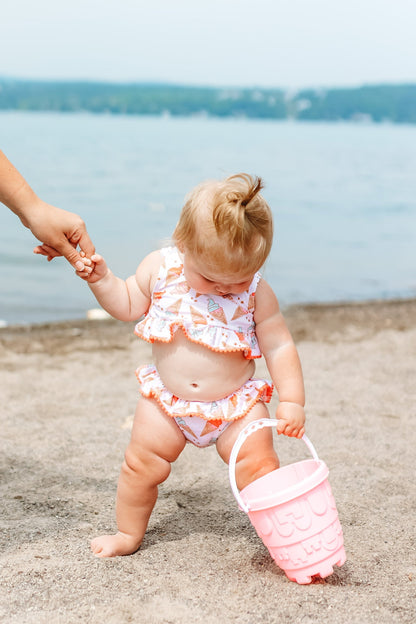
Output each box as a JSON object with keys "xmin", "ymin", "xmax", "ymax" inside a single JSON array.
[
  {"xmin": 122, "ymin": 445, "xmax": 171, "ymax": 485},
  {"xmin": 236, "ymin": 453, "xmax": 279, "ymax": 490},
  {"xmin": 252, "ymin": 455, "xmax": 280, "ymax": 480}
]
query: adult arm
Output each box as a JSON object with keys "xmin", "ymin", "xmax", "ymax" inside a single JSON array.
[{"xmin": 0, "ymin": 150, "xmax": 95, "ymax": 269}]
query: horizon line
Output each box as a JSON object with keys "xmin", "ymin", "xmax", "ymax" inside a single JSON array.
[{"xmin": 1, "ymin": 76, "xmax": 416, "ymax": 92}]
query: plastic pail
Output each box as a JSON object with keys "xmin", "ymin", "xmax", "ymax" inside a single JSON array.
[{"xmin": 229, "ymin": 419, "xmax": 346, "ymax": 584}]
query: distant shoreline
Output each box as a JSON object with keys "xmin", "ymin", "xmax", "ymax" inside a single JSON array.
[{"xmin": 1, "ymin": 80, "xmax": 416, "ymax": 124}]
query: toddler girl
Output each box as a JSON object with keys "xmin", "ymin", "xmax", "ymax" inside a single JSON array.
[{"xmin": 76, "ymin": 173, "xmax": 305, "ymax": 557}]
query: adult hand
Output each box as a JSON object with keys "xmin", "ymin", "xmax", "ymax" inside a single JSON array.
[
  {"xmin": 31, "ymin": 200, "xmax": 95, "ymax": 269},
  {"xmin": 0, "ymin": 150, "xmax": 95, "ymax": 269}
]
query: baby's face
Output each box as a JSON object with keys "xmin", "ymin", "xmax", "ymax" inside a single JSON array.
[{"xmin": 182, "ymin": 251, "xmax": 254, "ymax": 296}]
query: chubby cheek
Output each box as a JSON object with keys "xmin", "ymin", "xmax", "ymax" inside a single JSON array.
[
  {"xmin": 183, "ymin": 269, "xmax": 205, "ymax": 292},
  {"xmin": 192, "ymin": 280, "xmax": 211, "ymax": 294}
]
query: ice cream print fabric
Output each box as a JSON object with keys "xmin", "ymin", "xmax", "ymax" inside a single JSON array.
[{"xmin": 135, "ymin": 246, "xmax": 261, "ymax": 358}]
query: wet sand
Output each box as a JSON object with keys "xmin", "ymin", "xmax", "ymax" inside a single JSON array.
[{"xmin": 1, "ymin": 298, "xmax": 415, "ymax": 623}]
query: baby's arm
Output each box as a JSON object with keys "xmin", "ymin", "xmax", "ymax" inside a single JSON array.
[
  {"xmin": 255, "ymin": 279, "xmax": 305, "ymax": 438},
  {"xmin": 76, "ymin": 250, "xmax": 161, "ymax": 322}
]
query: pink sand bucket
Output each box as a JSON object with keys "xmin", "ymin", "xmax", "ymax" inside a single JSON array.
[{"xmin": 229, "ymin": 419, "xmax": 346, "ymax": 584}]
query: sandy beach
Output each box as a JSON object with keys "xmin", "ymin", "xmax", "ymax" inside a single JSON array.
[{"xmin": 1, "ymin": 298, "xmax": 415, "ymax": 624}]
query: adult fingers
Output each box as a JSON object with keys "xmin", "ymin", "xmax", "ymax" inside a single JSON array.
[{"xmin": 77, "ymin": 229, "xmax": 95, "ymax": 258}]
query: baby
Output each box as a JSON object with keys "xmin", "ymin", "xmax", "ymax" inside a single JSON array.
[{"xmin": 75, "ymin": 173, "xmax": 305, "ymax": 557}]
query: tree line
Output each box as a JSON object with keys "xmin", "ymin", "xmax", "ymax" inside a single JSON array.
[{"xmin": 1, "ymin": 79, "xmax": 415, "ymax": 123}]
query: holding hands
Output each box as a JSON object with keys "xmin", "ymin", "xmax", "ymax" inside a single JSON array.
[
  {"xmin": 31, "ymin": 204, "xmax": 95, "ymax": 269},
  {"xmin": 74, "ymin": 252, "xmax": 108, "ymax": 283}
]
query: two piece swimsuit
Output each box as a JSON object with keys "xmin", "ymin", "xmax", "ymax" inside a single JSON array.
[{"xmin": 134, "ymin": 246, "xmax": 273, "ymax": 447}]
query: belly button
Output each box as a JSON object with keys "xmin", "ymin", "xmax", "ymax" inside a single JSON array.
[{"xmin": 191, "ymin": 382, "xmax": 199, "ymax": 388}]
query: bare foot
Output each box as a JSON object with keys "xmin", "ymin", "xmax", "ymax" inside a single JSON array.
[{"xmin": 90, "ymin": 532, "xmax": 142, "ymax": 558}]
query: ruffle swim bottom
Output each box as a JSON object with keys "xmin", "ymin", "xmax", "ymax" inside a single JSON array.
[{"xmin": 136, "ymin": 364, "xmax": 273, "ymax": 447}]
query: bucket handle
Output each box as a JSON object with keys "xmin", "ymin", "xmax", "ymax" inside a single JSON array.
[{"xmin": 229, "ymin": 419, "xmax": 319, "ymax": 513}]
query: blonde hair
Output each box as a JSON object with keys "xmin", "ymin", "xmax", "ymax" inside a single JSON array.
[{"xmin": 173, "ymin": 173, "xmax": 273, "ymax": 274}]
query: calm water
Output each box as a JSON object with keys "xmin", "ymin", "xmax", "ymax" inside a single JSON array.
[{"xmin": 1, "ymin": 111, "xmax": 416, "ymax": 325}]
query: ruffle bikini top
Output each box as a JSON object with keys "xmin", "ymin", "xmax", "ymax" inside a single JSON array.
[{"xmin": 134, "ymin": 246, "xmax": 261, "ymax": 359}]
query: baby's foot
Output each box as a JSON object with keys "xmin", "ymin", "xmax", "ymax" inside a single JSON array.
[{"xmin": 90, "ymin": 532, "xmax": 141, "ymax": 558}]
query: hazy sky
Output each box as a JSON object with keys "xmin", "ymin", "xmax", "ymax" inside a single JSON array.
[{"xmin": 2, "ymin": 0, "xmax": 416, "ymax": 89}]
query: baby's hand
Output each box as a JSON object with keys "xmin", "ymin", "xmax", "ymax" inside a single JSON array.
[
  {"xmin": 275, "ymin": 401, "xmax": 305, "ymax": 438},
  {"xmin": 75, "ymin": 253, "xmax": 108, "ymax": 283}
]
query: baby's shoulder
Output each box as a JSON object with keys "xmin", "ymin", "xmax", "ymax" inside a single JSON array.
[
  {"xmin": 135, "ymin": 249, "xmax": 165, "ymax": 296},
  {"xmin": 137, "ymin": 249, "xmax": 164, "ymax": 272},
  {"xmin": 253, "ymin": 278, "xmax": 280, "ymax": 318},
  {"xmin": 254, "ymin": 277, "xmax": 278, "ymax": 300}
]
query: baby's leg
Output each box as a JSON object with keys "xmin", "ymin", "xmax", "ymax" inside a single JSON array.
[
  {"xmin": 216, "ymin": 402, "xmax": 279, "ymax": 490},
  {"xmin": 91, "ymin": 397, "xmax": 186, "ymax": 558}
]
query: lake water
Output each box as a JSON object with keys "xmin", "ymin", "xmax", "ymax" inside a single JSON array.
[{"xmin": 1, "ymin": 111, "xmax": 415, "ymax": 325}]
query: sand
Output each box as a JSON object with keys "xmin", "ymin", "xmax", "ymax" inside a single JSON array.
[{"xmin": 1, "ymin": 298, "xmax": 415, "ymax": 624}]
